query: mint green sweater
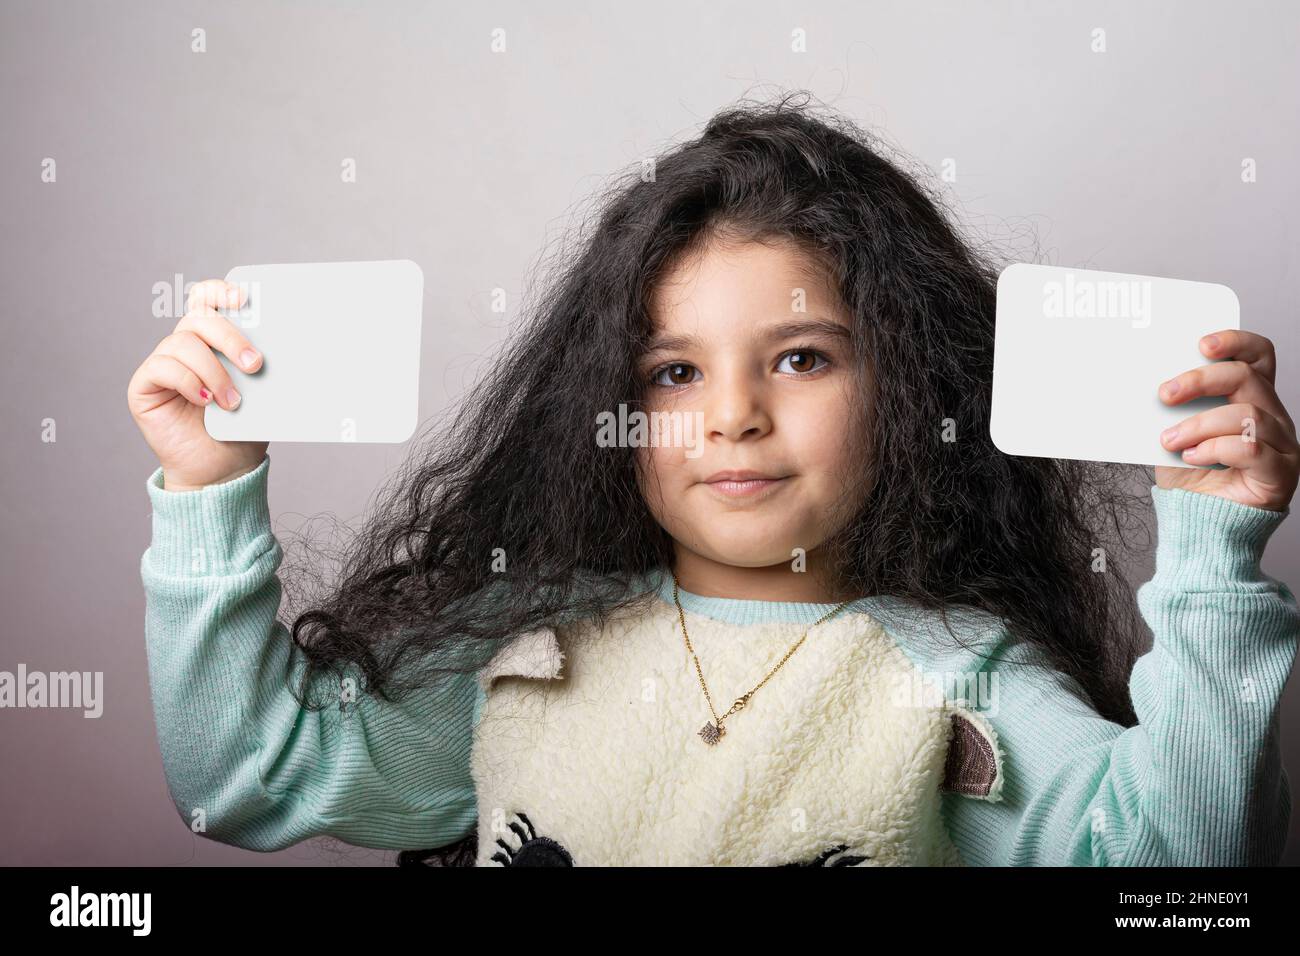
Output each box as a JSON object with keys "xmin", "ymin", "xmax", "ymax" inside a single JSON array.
[{"xmin": 139, "ymin": 454, "xmax": 1299, "ymax": 864}]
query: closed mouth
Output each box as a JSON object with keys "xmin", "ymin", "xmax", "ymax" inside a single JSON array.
[{"xmin": 701, "ymin": 475, "xmax": 790, "ymax": 498}]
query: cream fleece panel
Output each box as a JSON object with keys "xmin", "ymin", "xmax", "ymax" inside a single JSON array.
[{"xmin": 469, "ymin": 595, "xmax": 1002, "ymax": 866}]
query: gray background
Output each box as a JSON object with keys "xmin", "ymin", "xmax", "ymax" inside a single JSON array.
[{"xmin": 2, "ymin": 0, "xmax": 1297, "ymax": 865}]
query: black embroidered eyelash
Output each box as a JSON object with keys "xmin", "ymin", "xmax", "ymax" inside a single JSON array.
[{"xmin": 645, "ymin": 344, "xmax": 832, "ymax": 388}]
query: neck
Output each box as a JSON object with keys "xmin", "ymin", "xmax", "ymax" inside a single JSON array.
[{"xmin": 670, "ymin": 550, "xmax": 859, "ymax": 604}]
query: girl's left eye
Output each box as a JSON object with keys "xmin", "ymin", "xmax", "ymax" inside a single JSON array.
[{"xmin": 776, "ymin": 349, "xmax": 830, "ymax": 375}]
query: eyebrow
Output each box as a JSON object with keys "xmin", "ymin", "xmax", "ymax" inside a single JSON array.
[{"xmin": 642, "ymin": 318, "xmax": 852, "ymax": 356}]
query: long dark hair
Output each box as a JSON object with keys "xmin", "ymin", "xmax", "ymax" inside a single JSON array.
[{"xmin": 282, "ymin": 91, "xmax": 1150, "ymax": 758}]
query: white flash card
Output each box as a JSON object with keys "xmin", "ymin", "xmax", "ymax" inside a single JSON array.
[
  {"xmin": 204, "ymin": 259, "xmax": 424, "ymax": 443},
  {"xmin": 990, "ymin": 263, "xmax": 1239, "ymax": 469}
]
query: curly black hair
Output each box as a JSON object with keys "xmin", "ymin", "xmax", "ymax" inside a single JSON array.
[{"xmin": 280, "ymin": 90, "xmax": 1151, "ymax": 771}]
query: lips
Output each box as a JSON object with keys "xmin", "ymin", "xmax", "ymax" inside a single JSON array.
[
  {"xmin": 700, "ymin": 471, "xmax": 790, "ymax": 499},
  {"xmin": 703, "ymin": 469, "xmax": 783, "ymax": 483}
]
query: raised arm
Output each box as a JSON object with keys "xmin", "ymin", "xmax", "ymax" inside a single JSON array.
[
  {"xmin": 940, "ymin": 484, "xmax": 1298, "ymax": 865},
  {"xmin": 140, "ymin": 453, "xmax": 481, "ymax": 852}
]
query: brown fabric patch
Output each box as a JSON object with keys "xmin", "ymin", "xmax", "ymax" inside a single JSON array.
[{"xmin": 942, "ymin": 713, "xmax": 997, "ymax": 798}]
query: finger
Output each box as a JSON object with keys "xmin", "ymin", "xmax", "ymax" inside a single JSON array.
[
  {"xmin": 140, "ymin": 353, "xmax": 216, "ymax": 408},
  {"xmin": 154, "ymin": 331, "xmax": 242, "ymax": 410},
  {"xmin": 1198, "ymin": 328, "xmax": 1276, "ymax": 384},
  {"xmin": 1180, "ymin": 430, "xmax": 1295, "ymax": 486},
  {"xmin": 174, "ymin": 306, "xmax": 263, "ymax": 374},
  {"xmin": 1160, "ymin": 401, "xmax": 1300, "ymax": 457},
  {"xmin": 186, "ymin": 278, "xmax": 246, "ymax": 314},
  {"xmin": 1159, "ymin": 360, "xmax": 1295, "ymax": 435}
]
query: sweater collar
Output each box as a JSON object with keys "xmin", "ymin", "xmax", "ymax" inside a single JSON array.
[{"xmin": 638, "ymin": 566, "xmax": 878, "ymax": 626}]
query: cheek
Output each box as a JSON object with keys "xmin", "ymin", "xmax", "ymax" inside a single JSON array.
[
  {"xmin": 786, "ymin": 392, "xmax": 868, "ymax": 492},
  {"xmin": 636, "ymin": 438, "xmax": 696, "ymax": 475},
  {"xmin": 634, "ymin": 445, "xmax": 675, "ymax": 515},
  {"xmin": 636, "ymin": 443, "xmax": 711, "ymax": 540}
]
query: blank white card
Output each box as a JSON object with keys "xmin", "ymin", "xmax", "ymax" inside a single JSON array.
[
  {"xmin": 204, "ymin": 259, "xmax": 424, "ymax": 443},
  {"xmin": 990, "ymin": 263, "xmax": 1239, "ymax": 469}
]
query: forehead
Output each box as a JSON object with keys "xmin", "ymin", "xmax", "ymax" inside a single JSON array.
[{"xmin": 648, "ymin": 236, "xmax": 842, "ymax": 327}]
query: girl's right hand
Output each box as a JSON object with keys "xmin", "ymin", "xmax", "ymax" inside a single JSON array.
[{"xmin": 127, "ymin": 278, "xmax": 269, "ymax": 491}]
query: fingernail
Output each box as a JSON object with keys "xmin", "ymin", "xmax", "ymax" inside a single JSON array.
[
  {"xmin": 1163, "ymin": 379, "xmax": 1181, "ymax": 398},
  {"xmin": 240, "ymin": 349, "xmax": 259, "ymax": 369},
  {"xmin": 1182, "ymin": 446, "xmax": 1196, "ymax": 459},
  {"xmin": 1203, "ymin": 334, "xmax": 1220, "ymax": 349},
  {"xmin": 225, "ymin": 387, "xmax": 241, "ymax": 408},
  {"xmin": 198, "ymin": 387, "xmax": 210, "ymax": 402},
  {"xmin": 1161, "ymin": 427, "xmax": 1179, "ymax": 445}
]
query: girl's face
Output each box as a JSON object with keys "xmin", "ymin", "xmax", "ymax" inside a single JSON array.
[{"xmin": 634, "ymin": 236, "xmax": 870, "ymax": 595}]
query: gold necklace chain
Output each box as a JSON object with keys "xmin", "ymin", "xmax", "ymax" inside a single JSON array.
[{"xmin": 671, "ymin": 571, "xmax": 856, "ymax": 746}]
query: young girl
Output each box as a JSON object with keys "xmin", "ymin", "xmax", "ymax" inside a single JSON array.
[{"xmin": 128, "ymin": 94, "xmax": 1299, "ymax": 867}]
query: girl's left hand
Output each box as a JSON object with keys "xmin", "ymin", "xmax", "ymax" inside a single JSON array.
[{"xmin": 1155, "ymin": 329, "xmax": 1299, "ymax": 512}]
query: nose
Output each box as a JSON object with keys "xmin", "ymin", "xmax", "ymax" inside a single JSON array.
[{"xmin": 705, "ymin": 364, "xmax": 773, "ymax": 442}]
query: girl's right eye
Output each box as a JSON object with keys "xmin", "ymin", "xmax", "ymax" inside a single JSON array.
[{"xmin": 649, "ymin": 362, "xmax": 700, "ymax": 388}]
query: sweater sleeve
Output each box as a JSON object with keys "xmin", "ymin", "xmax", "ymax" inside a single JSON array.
[
  {"xmin": 940, "ymin": 484, "xmax": 1298, "ymax": 866},
  {"xmin": 139, "ymin": 454, "xmax": 481, "ymax": 852}
]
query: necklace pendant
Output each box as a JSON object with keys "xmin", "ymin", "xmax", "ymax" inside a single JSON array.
[{"xmin": 699, "ymin": 720, "xmax": 725, "ymax": 745}]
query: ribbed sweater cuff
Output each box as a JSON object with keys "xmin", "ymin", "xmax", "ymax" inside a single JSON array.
[
  {"xmin": 144, "ymin": 455, "xmax": 273, "ymax": 577},
  {"xmin": 1148, "ymin": 484, "xmax": 1289, "ymax": 590}
]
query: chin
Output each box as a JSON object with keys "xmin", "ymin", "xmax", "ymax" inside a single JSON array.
[
  {"xmin": 712, "ymin": 555, "xmax": 786, "ymax": 569},
  {"xmin": 698, "ymin": 538, "xmax": 801, "ymax": 568}
]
